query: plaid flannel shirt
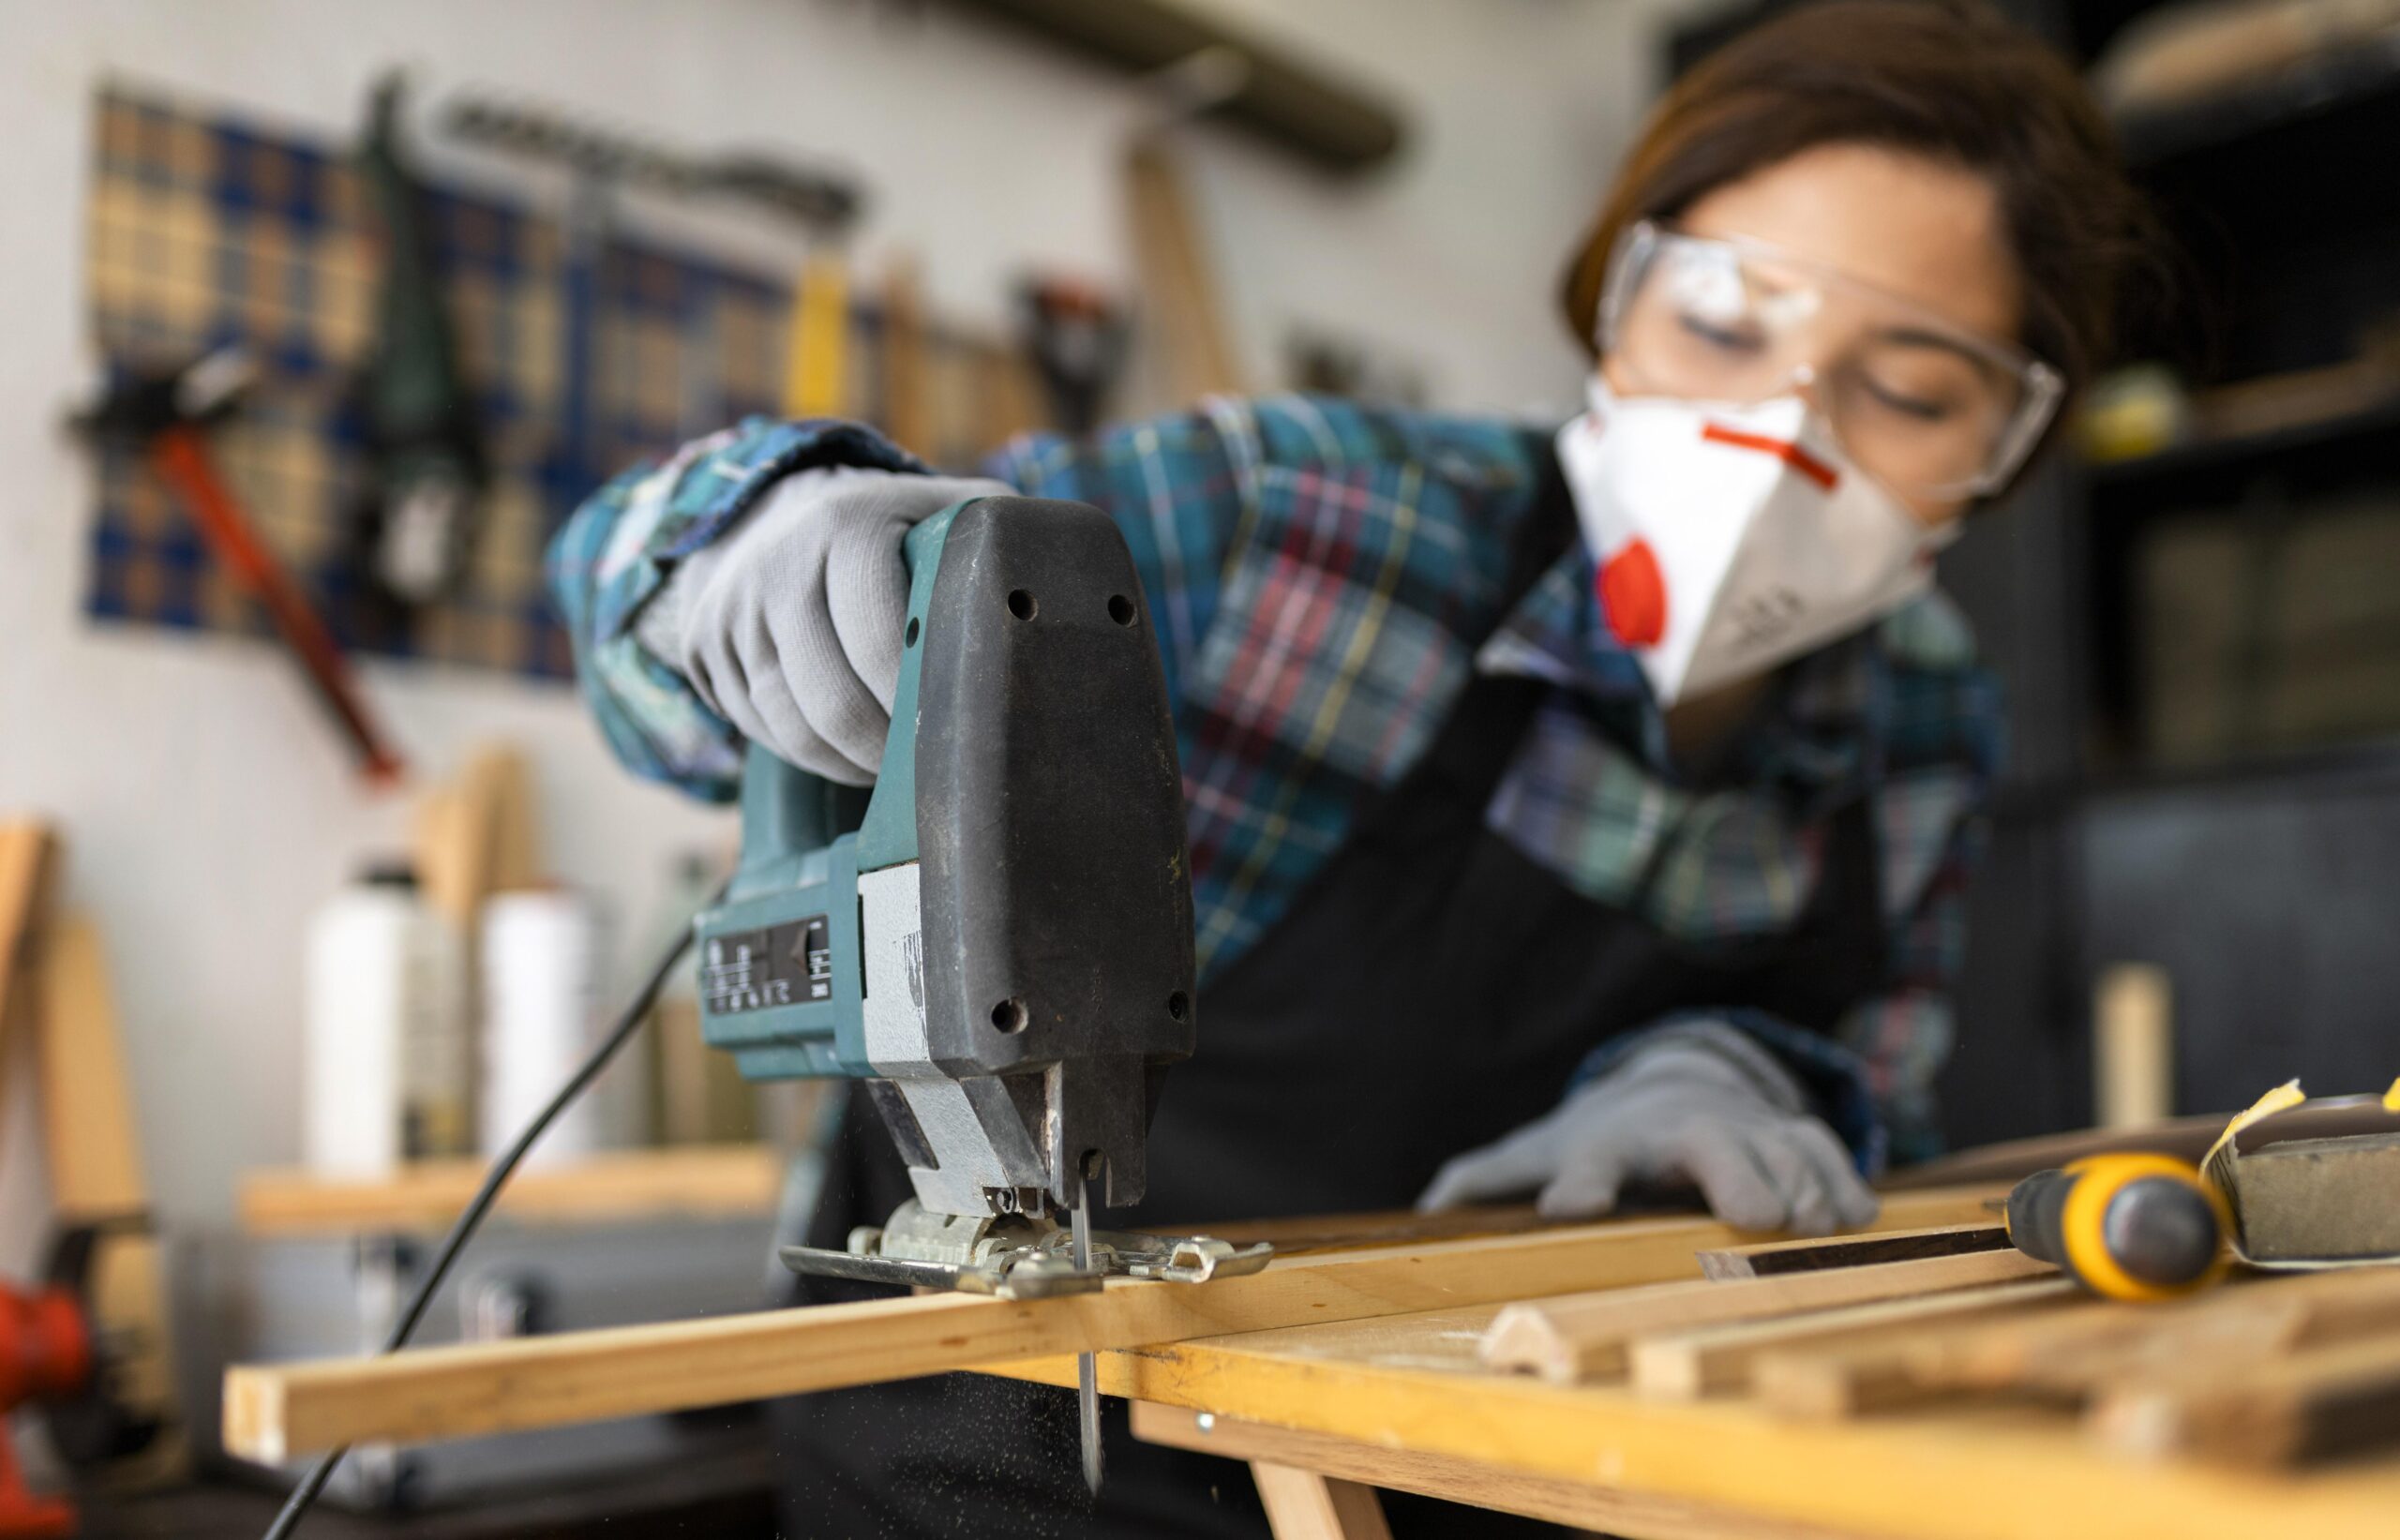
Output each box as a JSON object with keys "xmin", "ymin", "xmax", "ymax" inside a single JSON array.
[{"xmin": 548, "ymin": 396, "xmax": 2002, "ymax": 1169}]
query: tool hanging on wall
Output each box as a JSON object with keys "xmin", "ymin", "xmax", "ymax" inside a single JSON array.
[
  {"xmin": 785, "ymin": 252, "xmax": 851, "ymax": 421},
  {"xmin": 0, "ymin": 1224, "xmax": 168, "ymax": 1539},
  {"xmin": 442, "ymin": 95, "xmax": 862, "ymax": 518},
  {"xmin": 879, "ymin": 254, "xmax": 931, "ymax": 450},
  {"xmin": 349, "ymin": 74, "xmax": 489, "ymax": 611},
  {"xmin": 1017, "ymin": 277, "xmax": 1127, "ymax": 436},
  {"xmin": 70, "ymin": 351, "xmax": 409, "ymax": 785}
]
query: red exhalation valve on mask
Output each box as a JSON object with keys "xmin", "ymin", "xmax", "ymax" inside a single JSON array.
[{"xmin": 1598, "ymin": 537, "xmax": 1668, "ymax": 648}]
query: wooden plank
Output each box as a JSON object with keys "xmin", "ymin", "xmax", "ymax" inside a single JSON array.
[
  {"xmin": 996, "ymin": 1312, "xmax": 2400, "ymax": 1540},
  {"xmin": 1251, "ymin": 1461, "xmax": 1394, "ymax": 1540},
  {"xmin": 1697, "ymin": 1223, "xmax": 2009, "ymax": 1281},
  {"xmin": 1124, "ymin": 139, "xmax": 1245, "ymax": 407},
  {"xmin": 1482, "ymin": 1248, "xmax": 2056, "ymax": 1383},
  {"xmin": 1628, "ymin": 1278, "xmax": 2077, "ymax": 1401},
  {"xmin": 38, "ymin": 914, "xmax": 148, "ymax": 1219},
  {"xmin": 0, "ymin": 821, "xmax": 57, "ymax": 1012},
  {"xmin": 238, "ymin": 1144, "xmax": 783, "ymax": 1236},
  {"xmin": 1133, "ymin": 1402, "xmax": 1875, "ymax": 1539},
  {"xmin": 220, "ymin": 1186, "xmax": 2002, "ymax": 1460},
  {"xmin": 0, "ymin": 821, "xmax": 57, "ymax": 1141},
  {"xmin": 412, "ymin": 746, "xmax": 540, "ymax": 934},
  {"xmin": 2095, "ymin": 964, "xmax": 2174, "ymax": 1129},
  {"xmin": 2092, "ymin": 1330, "xmax": 2400, "ymax": 1468}
]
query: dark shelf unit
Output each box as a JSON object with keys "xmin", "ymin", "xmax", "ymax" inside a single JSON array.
[{"xmin": 2034, "ymin": 5, "xmax": 2400, "ymax": 1140}]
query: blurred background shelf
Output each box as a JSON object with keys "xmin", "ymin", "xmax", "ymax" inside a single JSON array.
[
  {"xmin": 237, "ymin": 1144, "xmax": 783, "ymax": 1237},
  {"xmin": 2087, "ymin": 393, "xmax": 2400, "ymax": 498},
  {"xmin": 939, "ymin": 0, "xmax": 1405, "ymax": 172}
]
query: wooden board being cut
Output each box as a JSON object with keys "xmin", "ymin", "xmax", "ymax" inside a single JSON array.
[
  {"xmin": 238, "ymin": 1144, "xmax": 782, "ymax": 1236},
  {"xmin": 221, "ymin": 1187, "xmax": 2002, "ymax": 1461}
]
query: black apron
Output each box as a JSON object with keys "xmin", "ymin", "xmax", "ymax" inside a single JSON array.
[{"xmin": 765, "ymin": 447, "xmax": 1890, "ymax": 1539}]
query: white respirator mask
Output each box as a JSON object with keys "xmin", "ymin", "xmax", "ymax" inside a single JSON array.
[{"xmin": 1557, "ymin": 379, "xmax": 1958, "ymax": 707}]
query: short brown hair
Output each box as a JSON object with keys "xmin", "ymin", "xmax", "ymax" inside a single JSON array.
[{"xmin": 1561, "ymin": 0, "xmax": 2144, "ymax": 406}]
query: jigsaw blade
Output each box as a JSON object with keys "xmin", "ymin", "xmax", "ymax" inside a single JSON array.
[{"xmin": 1072, "ymin": 1175, "xmax": 1102, "ymax": 1495}]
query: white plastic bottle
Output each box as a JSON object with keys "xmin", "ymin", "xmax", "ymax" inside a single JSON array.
[
  {"xmin": 304, "ymin": 864, "xmax": 471, "ymax": 1176},
  {"xmin": 481, "ymin": 890, "xmax": 628, "ymax": 1166}
]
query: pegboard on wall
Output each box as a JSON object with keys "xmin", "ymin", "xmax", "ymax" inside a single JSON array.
[{"xmin": 83, "ymin": 85, "xmax": 1044, "ymax": 680}]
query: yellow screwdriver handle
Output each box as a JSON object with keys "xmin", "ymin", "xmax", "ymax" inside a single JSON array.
[{"xmin": 2004, "ymin": 1153, "xmax": 2232, "ymax": 1302}]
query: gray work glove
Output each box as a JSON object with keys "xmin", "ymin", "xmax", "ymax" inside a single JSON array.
[
  {"xmin": 637, "ymin": 467, "xmax": 1013, "ymax": 784},
  {"xmin": 1416, "ymin": 1022, "xmax": 1880, "ymax": 1235}
]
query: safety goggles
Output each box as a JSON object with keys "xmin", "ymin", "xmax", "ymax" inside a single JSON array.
[{"xmin": 1597, "ymin": 221, "xmax": 2063, "ymax": 500}]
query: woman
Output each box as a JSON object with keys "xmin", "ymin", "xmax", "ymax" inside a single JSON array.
[{"xmin": 550, "ymin": 2, "xmax": 2142, "ymax": 1533}]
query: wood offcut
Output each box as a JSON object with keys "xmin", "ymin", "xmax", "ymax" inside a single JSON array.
[{"xmin": 1480, "ymin": 1245, "xmax": 2056, "ymax": 1383}]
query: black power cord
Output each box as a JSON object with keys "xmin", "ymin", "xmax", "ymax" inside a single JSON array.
[{"xmin": 261, "ymin": 906, "xmax": 709, "ymax": 1540}]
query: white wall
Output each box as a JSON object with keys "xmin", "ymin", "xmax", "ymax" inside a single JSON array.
[{"xmin": 0, "ymin": 0, "xmax": 1703, "ymax": 1265}]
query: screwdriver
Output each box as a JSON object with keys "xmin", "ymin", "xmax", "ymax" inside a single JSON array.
[{"xmin": 2003, "ymin": 1153, "xmax": 2232, "ymax": 1302}]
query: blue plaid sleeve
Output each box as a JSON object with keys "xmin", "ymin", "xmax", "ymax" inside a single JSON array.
[
  {"xmin": 1836, "ymin": 613, "xmax": 2004, "ymax": 1165},
  {"xmin": 546, "ymin": 416, "xmax": 927, "ymax": 800}
]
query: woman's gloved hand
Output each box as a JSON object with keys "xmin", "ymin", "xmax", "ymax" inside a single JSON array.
[
  {"xmin": 1416, "ymin": 1022, "xmax": 1880, "ymax": 1235},
  {"xmin": 637, "ymin": 467, "xmax": 1013, "ymax": 785}
]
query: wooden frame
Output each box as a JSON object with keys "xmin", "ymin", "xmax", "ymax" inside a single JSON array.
[{"xmin": 991, "ymin": 1286, "xmax": 2400, "ymax": 1540}]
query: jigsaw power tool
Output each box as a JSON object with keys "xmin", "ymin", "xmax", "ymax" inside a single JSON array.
[{"xmin": 692, "ymin": 495, "xmax": 1268, "ymax": 1481}]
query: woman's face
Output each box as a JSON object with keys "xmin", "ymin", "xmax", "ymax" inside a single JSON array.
[{"xmin": 1600, "ymin": 142, "xmax": 2023, "ymax": 528}]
